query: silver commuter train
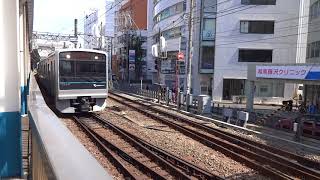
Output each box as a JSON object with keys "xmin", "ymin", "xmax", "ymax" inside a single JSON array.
[{"xmin": 37, "ymin": 49, "xmax": 108, "ymax": 113}]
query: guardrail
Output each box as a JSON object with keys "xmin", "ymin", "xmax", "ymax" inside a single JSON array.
[{"xmin": 28, "ymin": 74, "xmax": 111, "ymax": 180}]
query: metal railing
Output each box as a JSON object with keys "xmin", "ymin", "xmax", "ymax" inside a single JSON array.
[{"xmin": 28, "ymin": 74, "xmax": 112, "ymax": 180}]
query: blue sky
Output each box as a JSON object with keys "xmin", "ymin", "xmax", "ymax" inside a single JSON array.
[{"xmin": 34, "ymin": 0, "xmax": 106, "ymax": 34}]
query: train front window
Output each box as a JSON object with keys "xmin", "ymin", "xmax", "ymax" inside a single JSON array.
[{"xmin": 59, "ymin": 51, "xmax": 106, "ymax": 90}]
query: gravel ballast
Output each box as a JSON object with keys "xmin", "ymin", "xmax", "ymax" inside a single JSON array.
[{"xmin": 99, "ymin": 99, "xmax": 268, "ymax": 179}]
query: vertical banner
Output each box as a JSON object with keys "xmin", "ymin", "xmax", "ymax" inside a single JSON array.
[{"xmin": 129, "ymin": 50, "xmax": 135, "ymax": 62}]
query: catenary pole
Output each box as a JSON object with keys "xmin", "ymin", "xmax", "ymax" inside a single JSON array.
[
  {"xmin": 186, "ymin": 0, "xmax": 193, "ymax": 94},
  {"xmin": 186, "ymin": 0, "xmax": 194, "ymax": 110}
]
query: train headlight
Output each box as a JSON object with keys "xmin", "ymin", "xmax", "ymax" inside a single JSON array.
[
  {"xmin": 94, "ymin": 56, "xmax": 99, "ymax": 60},
  {"xmin": 66, "ymin": 54, "xmax": 71, "ymax": 59}
]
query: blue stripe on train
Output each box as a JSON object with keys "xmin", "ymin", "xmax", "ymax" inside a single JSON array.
[{"xmin": 0, "ymin": 112, "xmax": 22, "ymax": 178}]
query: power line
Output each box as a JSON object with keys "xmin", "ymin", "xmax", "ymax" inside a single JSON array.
[
  {"xmin": 167, "ymin": 1, "xmax": 311, "ymax": 37},
  {"xmin": 210, "ymin": 19, "xmax": 319, "ymax": 42},
  {"xmin": 216, "ymin": 28, "xmax": 320, "ymax": 47},
  {"xmin": 148, "ymin": 1, "xmax": 253, "ymax": 38},
  {"xmin": 84, "ymin": 0, "xmax": 124, "ymax": 27},
  {"xmin": 149, "ymin": 2, "xmax": 316, "ymax": 48}
]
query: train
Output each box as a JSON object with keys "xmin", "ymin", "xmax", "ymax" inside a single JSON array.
[{"xmin": 37, "ymin": 49, "xmax": 108, "ymax": 113}]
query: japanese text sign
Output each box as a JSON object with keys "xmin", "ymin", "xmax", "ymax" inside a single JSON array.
[{"xmin": 256, "ymin": 65, "xmax": 320, "ymax": 80}]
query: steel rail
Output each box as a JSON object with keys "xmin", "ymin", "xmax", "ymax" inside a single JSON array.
[
  {"xmin": 91, "ymin": 113, "xmax": 223, "ymax": 180},
  {"xmin": 73, "ymin": 116, "xmax": 139, "ymax": 179},
  {"xmin": 109, "ymin": 93, "xmax": 320, "ymax": 180},
  {"xmin": 125, "ymin": 90, "xmax": 320, "ymax": 170},
  {"xmin": 73, "ymin": 116, "xmax": 169, "ymax": 179}
]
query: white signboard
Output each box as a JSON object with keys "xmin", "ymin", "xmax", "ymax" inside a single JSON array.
[{"xmin": 256, "ymin": 65, "xmax": 320, "ymax": 80}]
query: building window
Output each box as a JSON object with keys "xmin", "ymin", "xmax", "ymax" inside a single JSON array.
[
  {"xmin": 153, "ymin": 2, "xmax": 186, "ymax": 24},
  {"xmin": 241, "ymin": 0, "xmax": 276, "ymax": 5},
  {"xmin": 202, "ymin": 0, "xmax": 217, "ymax": 13},
  {"xmin": 202, "ymin": 18, "xmax": 215, "ymax": 40},
  {"xmin": 307, "ymin": 41, "xmax": 320, "ymax": 58},
  {"xmin": 153, "ymin": 0, "xmax": 161, "ymax": 5},
  {"xmin": 240, "ymin": 21, "xmax": 274, "ymax": 34},
  {"xmin": 201, "ymin": 46, "xmax": 215, "ymax": 69},
  {"xmin": 255, "ymin": 82, "xmax": 284, "ymax": 97},
  {"xmin": 162, "ymin": 27, "xmax": 182, "ymax": 40},
  {"xmin": 238, "ymin": 49, "xmax": 273, "ymax": 62},
  {"xmin": 310, "ymin": 0, "xmax": 320, "ymax": 20}
]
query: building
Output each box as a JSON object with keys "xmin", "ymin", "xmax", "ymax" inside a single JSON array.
[
  {"xmin": 83, "ymin": 0, "xmax": 115, "ymax": 49},
  {"xmin": 149, "ymin": 0, "xmax": 216, "ymax": 95},
  {"xmin": 213, "ymin": 0, "xmax": 306, "ymax": 102},
  {"xmin": 114, "ymin": 0, "xmax": 148, "ymax": 81},
  {"xmin": 149, "ymin": 0, "xmax": 187, "ymax": 88},
  {"xmin": 305, "ymin": 0, "xmax": 320, "ymax": 103},
  {"xmin": 84, "ymin": 9, "xmax": 100, "ymax": 49},
  {"xmin": 105, "ymin": 0, "xmax": 115, "ymax": 37},
  {"xmin": 192, "ymin": 0, "xmax": 216, "ymax": 95}
]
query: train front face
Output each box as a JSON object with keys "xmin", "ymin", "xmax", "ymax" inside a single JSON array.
[{"xmin": 57, "ymin": 50, "xmax": 108, "ymax": 113}]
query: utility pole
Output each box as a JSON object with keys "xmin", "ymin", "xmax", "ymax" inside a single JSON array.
[
  {"xmin": 99, "ymin": 22, "xmax": 103, "ymax": 50},
  {"xmin": 110, "ymin": 37, "xmax": 114, "ymax": 71},
  {"xmin": 74, "ymin": 19, "xmax": 78, "ymax": 48},
  {"xmin": 127, "ymin": 31, "xmax": 130, "ymax": 83},
  {"xmin": 186, "ymin": 0, "xmax": 194, "ymax": 110},
  {"xmin": 136, "ymin": 31, "xmax": 141, "ymax": 80},
  {"xmin": 157, "ymin": 28, "xmax": 161, "ymax": 84}
]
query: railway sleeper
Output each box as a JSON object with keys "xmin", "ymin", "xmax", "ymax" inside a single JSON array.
[{"xmin": 109, "ymin": 95, "xmax": 319, "ymax": 180}]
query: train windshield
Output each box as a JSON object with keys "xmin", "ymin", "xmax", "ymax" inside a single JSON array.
[{"xmin": 59, "ymin": 51, "xmax": 106, "ymax": 90}]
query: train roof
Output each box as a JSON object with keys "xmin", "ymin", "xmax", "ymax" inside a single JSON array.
[
  {"xmin": 38, "ymin": 49, "xmax": 108, "ymax": 63},
  {"xmin": 56, "ymin": 48, "xmax": 107, "ymax": 55}
]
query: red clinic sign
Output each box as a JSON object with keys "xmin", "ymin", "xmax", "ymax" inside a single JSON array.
[{"xmin": 177, "ymin": 52, "xmax": 184, "ymax": 61}]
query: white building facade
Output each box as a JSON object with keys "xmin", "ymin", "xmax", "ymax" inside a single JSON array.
[
  {"xmin": 84, "ymin": 9, "xmax": 100, "ymax": 49},
  {"xmin": 213, "ymin": 0, "xmax": 306, "ymax": 102},
  {"xmin": 149, "ymin": 0, "xmax": 216, "ymax": 94},
  {"xmin": 83, "ymin": 0, "xmax": 115, "ymax": 49},
  {"xmin": 150, "ymin": 0, "xmax": 187, "ymax": 89},
  {"xmin": 105, "ymin": 0, "xmax": 115, "ymax": 37}
]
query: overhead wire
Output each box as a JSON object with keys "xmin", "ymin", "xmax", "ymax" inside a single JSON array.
[
  {"xmin": 147, "ymin": 2, "xmax": 317, "ymax": 49},
  {"xmin": 42, "ymin": 0, "xmax": 317, "ymax": 51}
]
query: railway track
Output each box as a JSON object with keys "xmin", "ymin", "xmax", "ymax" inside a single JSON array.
[
  {"xmin": 73, "ymin": 114, "xmax": 223, "ymax": 179},
  {"xmin": 109, "ymin": 92, "xmax": 320, "ymax": 180}
]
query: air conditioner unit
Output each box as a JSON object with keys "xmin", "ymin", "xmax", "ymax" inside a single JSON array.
[
  {"xmin": 160, "ymin": 36, "xmax": 166, "ymax": 52},
  {"xmin": 152, "ymin": 44, "xmax": 159, "ymax": 57}
]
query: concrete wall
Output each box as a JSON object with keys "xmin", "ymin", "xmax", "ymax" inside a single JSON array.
[
  {"xmin": 213, "ymin": 0, "xmax": 301, "ymax": 101},
  {"xmin": 0, "ymin": 0, "xmax": 32, "ymax": 177}
]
